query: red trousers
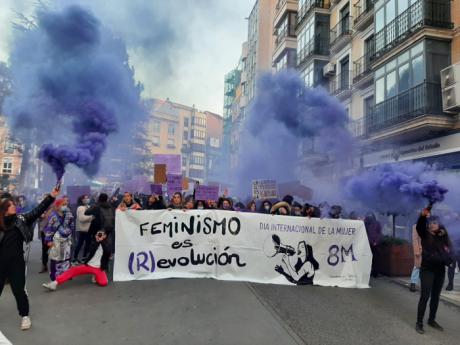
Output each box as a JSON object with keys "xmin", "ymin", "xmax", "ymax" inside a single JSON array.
[{"xmin": 56, "ymin": 265, "xmax": 108, "ymax": 286}]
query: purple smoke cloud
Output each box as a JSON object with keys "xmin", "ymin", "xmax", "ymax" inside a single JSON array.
[{"xmin": 4, "ymin": 5, "xmax": 144, "ymax": 180}]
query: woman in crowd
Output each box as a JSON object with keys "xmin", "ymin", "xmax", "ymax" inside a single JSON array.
[
  {"xmin": 246, "ymin": 200, "xmax": 257, "ymax": 213},
  {"xmin": 271, "ymin": 201, "xmax": 291, "ymax": 216},
  {"xmin": 195, "ymin": 200, "xmax": 206, "ymax": 210},
  {"xmin": 73, "ymin": 195, "xmax": 93, "ymax": 263},
  {"xmin": 45, "ymin": 198, "xmax": 75, "ymax": 283},
  {"xmin": 206, "ymin": 199, "xmax": 217, "ymax": 209},
  {"xmin": 415, "ymin": 208, "xmax": 453, "ymax": 334},
  {"xmin": 410, "ymin": 223, "xmax": 422, "ymax": 292},
  {"xmin": 118, "ymin": 192, "xmax": 141, "ymax": 210},
  {"xmin": 364, "ymin": 212, "xmax": 382, "ymax": 278},
  {"xmin": 218, "ymin": 198, "xmax": 234, "ymax": 211},
  {"xmin": 259, "ymin": 200, "xmax": 272, "ymax": 214},
  {"xmin": 38, "ymin": 194, "xmax": 54, "ymax": 273},
  {"xmin": 184, "ymin": 195, "xmax": 195, "ymax": 210},
  {"xmin": 234, "ymin": 202, "xmax": 245, "ymax": 212},
  {"xmin": 0, "ymin": 187, "xmax": 58, "ymax": 330},
  {"xmin": 303, "ymin": 203, "xmax": 321, "ymax": 218},
  {"xmin": 43, "ymin": 229, "xmax": 111, "ymax": 291},
  {"xmin": 145, "ymin": 194, "xmax": 166, "ymax": 210},
  {"xmin": 291, "ymin": 202, "xmax": 303, "ymax": 216},
  {"xmin": 169, "ymin": 192, "xmax": 183, "ymax": 209}
]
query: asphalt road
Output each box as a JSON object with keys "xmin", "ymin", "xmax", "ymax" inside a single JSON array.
[{"xmin": 1, "ymin": 241, "xmax": 459, "ymax": 345}]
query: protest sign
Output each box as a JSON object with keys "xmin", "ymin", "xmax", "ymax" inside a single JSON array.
[
  {"xmin": 167, "ymin": 174, "xmax": 182, "ymax": 194},
  {"xmin": 195, "ymin": 185, "xmax": 219, "ymax": 201},
  {"xmin": 66, "ymin": 186, "xmax": 91, "ymax": 204},
  {"xmin": 154, "ymin": 154, "xmax": 181, "ymax": 174},
  {"xmin": 154, "ymin": 164, "xmax": 167, "ymax": 184},
  {"xmin": 114, "ymin": 210, "xmax": 372, "ymax": 288},
  {"xmin": 252, "ymin": 179, "xmax": 278, "ymax": 199},
  {"xmin": 150, "ymin": 184, "xmax": 163, "ymax": 195}
]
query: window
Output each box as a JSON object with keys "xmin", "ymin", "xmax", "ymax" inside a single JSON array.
[
  {"xmin": 192, "ymin": 129, "xmax": 205, "ymax": 139},
  {"xmin": 168, "ymin": 124, "xmax": 175, "ymax": 136},
  {"xmin": 191, "ymin": 155, "xmax": 205, "ymax": 166},
  {"xmin": 184, "ymin": 118, "xmax": 189, "ymax": 127},
  {"xmin": 364, "ymin": 96, "xmax": 374, "ymax": 116},
  {"xmin": 152, "ymin": 136, "xmax": 160, "ymax": 147},
  {"xmin": 153, "ymin": 120, "xmax": 160, "ymax": 133},
  {"xmin": 4, "ymin": 140, "xmax": 15, "ymax": 154},
  {"xmin": 301, "ymin": 62, "xmax": 314, "ymax": 87},
  {"xmin": 297, "ymin": 15, "xmax": 314, "ymax": 63},
  {"xmin": 182, "ymin": 157, "xmax": 187, "ymax": 167},
  {"xmin": 183, "ymin": 130, "xmax": 188, "ymax": 140},
  {"xmin": 374, "ymin": 41, "xmax": 425, "ymax": 104},
  {"xmin": 2, "ymin": 158, "xmax": 12, "ymax": 174},
  {"xmin": 210, "ymin": 137, "xmax": 220, "ymax": 148},
  {"xmin": 167, "ymin": 138, "xmax": 175, "ymax": 148}
]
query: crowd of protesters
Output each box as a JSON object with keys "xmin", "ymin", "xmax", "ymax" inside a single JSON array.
[{"xmin": 0, "ymin": 187, "xmax": 459, "ymax": 334}]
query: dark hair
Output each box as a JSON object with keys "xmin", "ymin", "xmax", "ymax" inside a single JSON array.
[
  {"xmin": 0, "ymin": 198, "xmax": 14, "ymax": 232},
  {"xmin": 195, "ymin": 200, "xmax": 206, "ymax": 209},
  {"xmin": 246, "ymin": 200, "xmax": 256, "ymax": 210},
  {"xmin": 77, "ymin": 195, "xmax": 87, "ymax": 206},
  {"xmin": 98, "ymin": 193, "xmax": 108, "ymax": 203}
]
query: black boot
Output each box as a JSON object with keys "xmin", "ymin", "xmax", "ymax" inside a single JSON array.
[
  {"xmin": 415, "ymin": 323, "xmax": 424, "ymax": 334},
  {"xmin": 428, "ymin": 320, "xmax": 444, "ymax": 331},
  {"xmin": 446, "ymin": 283, "xmax": 453, "ymax": 291},
  {"xmin": 409, "ymin": 283, "xmax": 416, "ymax": 292}
]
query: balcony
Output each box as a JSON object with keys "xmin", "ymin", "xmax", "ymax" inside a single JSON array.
[
  {"xmin": 274, "ymin": 0, "xmax": 299, "ymax": 28},
  {"xmin": 352, "ymin": 53, "xmax": 375, "ymax": 88},
  {"xmin": 297, "ymin": 0, "xmax": 330, "ymax": 29},
  {"xmin": 371, "ymin": 0, "xmax": 452, "ymax": 63},
  {"xmin": 330, "ymin": 16, "xmax": 352, "ymax": 53},
  {"xmin": 297, "ymin": 38, "xmax": 329, "ymax": 67},
  {"xmin": 329, "ymin": 70, "xmax": 352, "ymax": 100},
  {"xmin": 353, "ymin": 0, "xmax": 376, "ymax": 31},
  {"xmin": 275, "ymin": 25, "xmax": 297, "ymax": 47},
  {"xmin": 367, "ymin": 82, "xmax": 445, "ymax": 135},
  {"xmin": 349, "ymin": 117, "xmax": 367, "ymax": 138}
]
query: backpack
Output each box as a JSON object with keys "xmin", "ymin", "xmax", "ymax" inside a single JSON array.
[{"xmin": 99, "ymin": 206, "xmax": 115, "ymax": 233}]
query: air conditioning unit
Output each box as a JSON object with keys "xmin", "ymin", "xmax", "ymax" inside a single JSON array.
[
  {"xmin": 323, "ymin": 63, "xmax": 336, "ymax": 77},
  {"xmin": 442, "ymin": 83, "xmax": 460, "ymax": 112},
  {"xmin": 440, "ymin": 62, "xmax": 460, "ymax": 89}
]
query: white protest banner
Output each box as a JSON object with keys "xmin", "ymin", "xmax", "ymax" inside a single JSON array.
[
  {"xmin": 252, "ymin": 179, "xmax": 278, "ymax": 199},
  {"xmin": 114, "ymin": 210, "xmax": 372, "ymax": 288}
]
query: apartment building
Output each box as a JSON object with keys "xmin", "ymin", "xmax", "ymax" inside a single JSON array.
[
  {"xmin": 0, "ymin": 116, "xmax": 22, "ymax": 191},
  {"xmin": 320, "ymin": 0, "xmax": 460, "ymax": 170},
  {"xmin": 144, "ymin": 99, "xmax": 222, "ymax": 184}
]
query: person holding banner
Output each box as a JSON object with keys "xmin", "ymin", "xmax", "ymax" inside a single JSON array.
[
  {"xmin": 145, "ymin": 195, "xmax": 166, "ymax": 210},
  {"xmin": 270, "ymin": 201, "xmax": 290, "ymax": 216},
  {"xmin": 168, "ymin": 192, "xmax": 183, "ymax": 210},
  {"xmin": 259, "ymin": 200, "xmax": 272, "ymax": 214},
  {"xmin": 184, "ymin": 196, "xmax": 195, "ymax": 210},
  {"xmin": 195, "ymin": 200, "xmax": 206, "ymax": 210},
  {"xmin": 0, "ymin": 187, "xmax": 59, "ymax": 330},
  {"xmin": 43, "ymin": 229, "xmax": 111, "ymax": 291},
  {"xmin": 246, "ymin": 201, "xmax": 257, "ymax": 213},
  {"xmin": 118, "ymin": 192, "xmax": 141, "ymax": 211}
]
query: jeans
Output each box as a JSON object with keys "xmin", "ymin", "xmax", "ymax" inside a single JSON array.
[
  {"xmin": 410, "ymin": 266, "xmax": 420, "ymax": 285},
  {"xmin": 0, "ymin": 257, "xmax": 29, "ymax": 316},
  {"xmin": 73, "ymin": 232, "xmax": 91, "ymax": 260},
  {"xmin": 447, "ymin": 256, "xmax": 459, "ymax": 287},
  {"xmin": 417, "ymin": 267, "xmax": 445, "ymax": 324}
]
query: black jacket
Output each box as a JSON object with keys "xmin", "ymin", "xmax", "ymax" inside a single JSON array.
[
  {"xmin": 0, "ymin": 195, "xmax": 55, "ymax": 245},
  {"xmin": 416, "ymin": 215, "xmax": 453, "ymax": 271},
  {"xmin": 83, "ymin": 238, "xmax": 111, "ymax": 271},
  {"xmin": 85, "ymin": 202, "xmax": 115, "ymax": 236}
]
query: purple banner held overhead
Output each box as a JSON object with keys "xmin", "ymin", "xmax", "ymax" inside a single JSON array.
[
  {"xmin": 66, "ymin": 186, "xmax": 91, "ymax": 205},
  {"xmin": 167, "ymin": 174, "xmax": 182, "ymax": 195},
  {"xmin": 150, "ymin": 184, "xmax": 163, "ymax": 195},
  {"xmin": 154, "ymin": 154, "xmax": 182, "ymax": 174},
  {"xmin": 123, "ymin": 176, "xmax": 151, "ymax": 195},
  {"xmin": 195, "ymin": 185, "xmax": 219, "ymax": 201}
]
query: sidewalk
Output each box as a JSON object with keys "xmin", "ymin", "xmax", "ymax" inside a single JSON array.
[{"xmin": 384, "ymin": 272, "xmax": 460, "ymax": 308}]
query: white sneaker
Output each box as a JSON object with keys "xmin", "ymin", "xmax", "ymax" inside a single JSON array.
[
  {"xmin": 21, "ymin": 316, "xmax": 31, "ymax": 330},
  {"xmin": 42, "ymin": 281, "xmax": 58, "ymax": 291}
]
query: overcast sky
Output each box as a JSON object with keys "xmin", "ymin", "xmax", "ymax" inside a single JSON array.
[{"xmin": 0, "ymin": 0, "xmax": 254, "ymax": 115}]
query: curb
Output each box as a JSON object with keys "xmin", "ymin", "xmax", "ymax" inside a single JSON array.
[{"xmin": 380, "ymin": 276, "xmax": 460, "ymax": 310}]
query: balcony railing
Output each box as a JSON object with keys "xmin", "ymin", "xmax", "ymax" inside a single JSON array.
[
  {"xmin": 275, "ymin": 0, "xmax": 288, "ymax": 14},
  {"xmin": 367, "ymin": 82, "xmax": 443, "ymax": 133},
  {"xmin": 297, "ymin": 38, "xmax": 329, "ymax": 66},
  {"xmin": 330, "ymin": 16, "xmax": 352, "ymax": 45},
  {"xmin": 329, "ymin": 70, "xmax": 352, "ymax": 95},
  {"xmin": 353, "ymin": 0, "xmax": 376, "ymax": 25},
  {"xmin": 349, "ymin": 117, "xmax": 367, "ymax": 138},
  {"xmin": 275, "ymin": 25, "xmax": 297, "ymax": 47},
  {"xmin": 371, "ymin": 0, "xmax": 452, "ymax": 62},
  {"xmin": 297, "ymin": 0, "xmax": 330, "ymax": 28},
  {"xmin": 352, "ymin": 52, "xmax": 375, "ymax": 83}
]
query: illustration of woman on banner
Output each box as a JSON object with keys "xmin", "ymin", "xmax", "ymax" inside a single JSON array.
[{"xmin": 274, "ymin": 239, "xmax": 319, "ymax": 285}]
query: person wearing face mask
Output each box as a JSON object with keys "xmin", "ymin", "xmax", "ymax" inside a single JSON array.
[
  {"xmin": 415, "ymin": 208, "xmax": 454, "ymax": 334},
  {"xmin": 259, "ymin": 200, "xmax": 273, "ymax": 214},
  {"xmin": 72, "ymin": 195, "xmax": 94, "ymax": 263},
  {"xmin": 195, "ymin": 200, "xmax": 206, "ymax": 210},
  {"xmin": 0, "ymin": 187, "xmax": 59, "ymax": 330},
  {"xmin": 44, "ymin": 198, "xmax": 75, "ymax": 283}
]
